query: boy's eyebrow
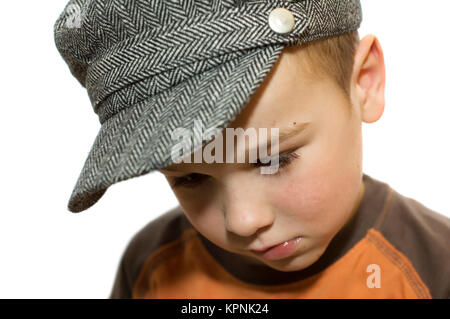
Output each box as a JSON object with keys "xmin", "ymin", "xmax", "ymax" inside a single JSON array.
[
  {"xmin": 255, "ymin": 122, "xmax": 310, "ymax": 151},
  {"xmin": 160, "ymin": 122, "xmax": 310, "ymax": 172}
]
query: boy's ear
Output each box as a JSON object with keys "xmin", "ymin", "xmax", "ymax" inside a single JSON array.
[{"xmin": 350, "ymin": 34, "xmax": 386, "ymax": 123}]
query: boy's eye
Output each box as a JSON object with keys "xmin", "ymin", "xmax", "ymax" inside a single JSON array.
[
  {"xmin": 255, "ymin": 151, "xmax": 300, "ymax": 169},
  {"xmin": 171, "ymin": 173, "xmax": 209, "ymax": 188},
  {"xmin": 170, "ymin": 151, "xmax": 301, "ymax": 189}
]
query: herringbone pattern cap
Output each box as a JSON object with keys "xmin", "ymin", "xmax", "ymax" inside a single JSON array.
[{"xmin": 54, "ymin": 0, "xmax": 362, "ymax": 213}]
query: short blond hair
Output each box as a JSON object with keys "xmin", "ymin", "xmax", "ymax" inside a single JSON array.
[{"xmin": 288, "ymin": 31, "xmax": 360, "ymax": 97}]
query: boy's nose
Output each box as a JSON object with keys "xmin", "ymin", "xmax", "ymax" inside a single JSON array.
[{"xmin": 224, "ymin": 199, "xmax": 275, "ymax": 238}]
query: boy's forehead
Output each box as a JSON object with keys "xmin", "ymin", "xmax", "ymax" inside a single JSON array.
[{"xmin": 228, "ymin": 49, "xmax": 323, "ymax": 128}]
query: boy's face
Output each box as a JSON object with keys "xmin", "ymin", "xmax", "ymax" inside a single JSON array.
[{"xmin": 160, "ymin": 35, "xmax": 384, "ymax": 272}]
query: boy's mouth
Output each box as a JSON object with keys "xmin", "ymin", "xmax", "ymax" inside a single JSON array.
[{"xmin": 250, "ymin": 236, "xmax": 302, "ymax": 261}]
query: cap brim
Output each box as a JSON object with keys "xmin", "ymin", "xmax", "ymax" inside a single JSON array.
[{"xmin": 68, "ymin": 44, "xmax": 285, "ymax": 213}]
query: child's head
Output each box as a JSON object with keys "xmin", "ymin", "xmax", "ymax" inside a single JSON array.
[
  {"xmin": 56, "ymin": 0, "xmax": 375, "ymax": 238},
  {"xmin": 159, "ymin": 32, "xmax": 386, "ymax": 271}
]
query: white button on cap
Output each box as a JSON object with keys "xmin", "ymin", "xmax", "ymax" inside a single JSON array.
[{"xmin": 268, "ymin": 8, "xmax": 295, "ymax": 34}]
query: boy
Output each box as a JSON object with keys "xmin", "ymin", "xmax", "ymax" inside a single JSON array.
[{"xmin": 54, "ymin": 0, "xmax": 450, "ymax": 298}]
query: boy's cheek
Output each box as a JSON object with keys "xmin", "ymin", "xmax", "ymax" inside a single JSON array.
[
  {"xmin": 276, "ymin": 175, "xmax": 331, "ymax": 225},
  {"xmin": 180, "ymin": 200, "xmax": 226, "ymax": 240},
  {"xmin": 273, "ymin": 161, "xmax": 346, "ymax": 235},
  {"xmin": 273, "ymin": 147, "xmax": 329, "ymax": 212}
]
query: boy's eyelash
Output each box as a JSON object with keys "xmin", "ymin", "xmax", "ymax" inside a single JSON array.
[{"xmin": 170, "ymin": 151, "xmax": 301, "ymax": 189}]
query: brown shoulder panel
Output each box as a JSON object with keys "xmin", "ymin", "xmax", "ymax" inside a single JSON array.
[
  {"xmin": 109, "ymin": 205, "xmax": 192, "ymax": 298},
  {"xmin": 373, "ymin": 187, "xmax": 450, "ymax": 298}
]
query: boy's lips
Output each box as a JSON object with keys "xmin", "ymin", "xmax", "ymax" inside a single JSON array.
[{"xmin": 250, "ymin": 236, "xmax": 302, "ymax": 261}]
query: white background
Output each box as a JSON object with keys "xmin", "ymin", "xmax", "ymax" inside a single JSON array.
[{"xmin": 0, "ymin": 1, "xmax": 449, "ymax": 298}]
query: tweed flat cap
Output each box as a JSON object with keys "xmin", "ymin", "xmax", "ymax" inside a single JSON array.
[{"xmin": 54, "ymin": 0, "xmax": 362, "ymax": 213}]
